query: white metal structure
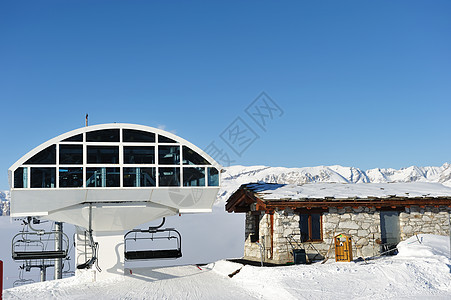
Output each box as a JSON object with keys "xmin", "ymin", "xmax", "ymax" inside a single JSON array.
[
  {"xmin": 9, "ymin": 123, "xmax": 221, "ymax": 231},
  {"xmin": 8, "ymin": 123, "xmax": 221, "ymax": 279}
]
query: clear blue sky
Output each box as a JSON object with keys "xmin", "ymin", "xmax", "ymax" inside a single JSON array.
[{"xmin": 1, "ymin": 0, "xmax": 450, "ymax": 190}]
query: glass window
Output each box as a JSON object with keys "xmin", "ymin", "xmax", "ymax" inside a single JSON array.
[
  {"xmin": 25, "ymin": 145, "xmax": 56, "ymax": 165},
  {"xmin": 158, "ymin": 167, "xmax": 180, "ymax": 187},
  {"xmin": 158, "ymin": 135, "xmax": 177, "ymax": 143},
  {"xmin": 59, "ymin": 167, "xmax": 83, "ymax": 188},
  {"xmin": 86, "ymin": 167, "xmax": 120, "ymax": 187},
  {"xmin": 124, "ymin": 167, "xmax": 156, "ymax": 187},
  {"xmin": 311, "ymin": 214, "xmax": 321, "ymax": 240},
  {"xmin": 62, "ymin": 134, "xmax": 83, "ymax": 142},
  {"xmin": 123, "ymin": 129, "xmax": 155, "ymax": 142},
  {"xmin": 299, "ymin": 213, "xmax": 322, "ymax": 242},
  {"xmin": 31, "ymin": 167, "xmax": 56, "ymax": 188},
  {"xmin": 124, "ymin": 146, "xmax": 155, "ymax": 164},
  {"xmin": 250, "ymin": 214, "xmax": 260, "ymax": 243},
  {"xmin": 87, "ymin": 146, "xmax": 119, "ymax": 164},
  {"xmin": 380, "ymin": 211, "xmax": 400, "ymax": 246},
  {"xmin": 182, "ymin": 146, "xmax": 210, "ymax": 165},
  {"xmin": 14, "ymin": 167, "xmax": 28, "ymax": 188},
  {"xmin": 158, "ymin": 146, "xmax": 180, "ymax": 165},
  {"xmin": 183, "ymin": 167, "xmax": 205, "ymax": 186},
  {"xmin": 60, "ymin": 145, "xmax": 83, "ymax": 164},
  {"xmin": 208, "ymin": 167, "xmax": 219, "ymax": 186},
  {"xmin": 86, "ymin": 129, "xmax": 119, "ymax": 142}
]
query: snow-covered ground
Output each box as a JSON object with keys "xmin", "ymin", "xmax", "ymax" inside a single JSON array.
[
  {"xmin": 3, "ymin": 163, "xmax": 451, "ymax": 298},
  {"xmin": 4, "ymin": 234, "xmax": 451, "ymax": 299}
]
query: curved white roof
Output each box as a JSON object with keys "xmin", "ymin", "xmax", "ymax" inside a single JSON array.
[{"xmin": 9, "ymin": 123, "xmax": 221, "ymax": 172}]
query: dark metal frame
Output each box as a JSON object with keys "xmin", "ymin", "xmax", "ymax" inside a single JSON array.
[{"xmin": 124, "ymin": 218, "xmax": 182, "ymax": 260}]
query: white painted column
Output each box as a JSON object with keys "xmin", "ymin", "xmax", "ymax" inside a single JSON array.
[{"xmin": 92, "ymin": 231, "xmax": 124, "ymax": 280}]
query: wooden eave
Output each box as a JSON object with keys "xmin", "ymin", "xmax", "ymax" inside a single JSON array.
[
  {"xmin": 262, "ymin": 196, "xmax": 451, "ymax": 210},
  {"xmin": 226, "ymin": 188, "xmax": 451, "ymax": 213},
  {"xmin": 225, "ymin": 188, "xmax": 268, "ymax": 213}
]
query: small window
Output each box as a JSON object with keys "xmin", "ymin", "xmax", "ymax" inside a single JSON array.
[
  {"xmin": 158, "ymin": 135, "xmax": 177, "ymax": 143},
  {"xmin": 62, "ymin": 134, "xmax": 83, "ymax": 142},
  {"xmin": 123, "ymin": 167, "xmax": 156, "ymax": 187},
  {"xmin": 250, "ymin": 214, "xmax": 260, "ymax": 243},
  {"xmin": 183, "ymin": 167, "xmax": 205, "ymax": 186},
  {"xmin": 158, "ymin": 146, "xmax": 180, "ymax": 165},
  {"xmin": 299, "ymin": 213, "xmax": 322, "ymax": 242},
  {"xmin": 182, "ymin": 146, "xmax": 210, "ymax": 165},
  {"xmin": 25, "ymin": 145, "xmax": 56, "ymax": 165},
  {"xmin": 14, "ymin": 167, "xmax": 28, "ymax": 188},
  {"xmin": 31, "ymin": 167, "xmax": 56, "ymax": 188},
  {"xmin": 87, "ymin": 146, "xmax": 119, "ymax": 164},
  {"xmin": 86, "ymin": 167, "xmax": 120, "ymax": 187},
  {"xmin": 86, "ymin": 129, "xmax": 120, "ymax": 142},
  {"xmin": 124, "ymin": 146, "xmax": 155, "ymax": 164},
  {"xmin": 158, "ymin": 167, "xmax": 180, "ymax": 186},
  {"xmin": 207, "ymin": 167, "xmax": 219, "ymax": 186},
  {"xmin": 59, "ymin": 167, "xmax": 83, "ymax": 188},
  {"xmin": 123, "ymin": 129, "xmax": 155, "ymax": 142},
  {"xmin": 380, "ymin": 211, "xmax": 400, "ymax": 247},
  {"xmin": 60, "ymin": 145, "xmax": 83, "ymax": 165}
]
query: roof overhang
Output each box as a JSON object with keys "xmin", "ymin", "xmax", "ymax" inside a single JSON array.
[{"xmin": 226, "ymin": 184, "xmax": 451, "ymax": 213}]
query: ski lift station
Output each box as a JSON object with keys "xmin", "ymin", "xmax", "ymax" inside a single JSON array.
[{"xmin": 8, "ymin": 123, "xmax": 221, "ymax": 280}]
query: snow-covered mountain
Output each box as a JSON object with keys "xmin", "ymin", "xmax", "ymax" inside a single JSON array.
[
  {"xmin": 0, "ymin": 190, "xmax": 10, "ymax": 216},
  {"xmin": 2, "ymin": 163, "xmax": 450, "ymax": 214},
  {"xmin": 217, "ymin": 163, "xmax": 451, "ymax": 204}
]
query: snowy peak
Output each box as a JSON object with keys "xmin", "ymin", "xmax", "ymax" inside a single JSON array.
[
  {"xmin": 218, "ymin": 163, "xmax": 451, "ymax": 203},
  {"xmin": 365, "ymin": 163, "xmax": 451, "ymax": 184}
]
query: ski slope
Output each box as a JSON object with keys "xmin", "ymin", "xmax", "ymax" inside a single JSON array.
[{"xmin": 4, "ymin": 235, "xmax": 451, "ymax": 299}]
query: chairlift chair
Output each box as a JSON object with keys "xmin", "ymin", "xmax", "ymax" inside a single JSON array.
[
  {"xmin": 12, "ymin": 230, "xmax": 69, "ymax": 261},
  {"xmin": 124, "ymin": 218, "xmax": 182, "ymax": 260}
]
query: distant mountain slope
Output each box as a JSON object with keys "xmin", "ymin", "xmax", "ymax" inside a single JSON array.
[
  {"xmin": 217, "ymin": 163, "xmax": 451, "ymax": 204},
  {"xmin": 2, "ymin": 164, "xmax": 451, "ymax": 213},
  {"xmin": 0, "ymin": 190, "xmax": 10, "ymax": 216}
]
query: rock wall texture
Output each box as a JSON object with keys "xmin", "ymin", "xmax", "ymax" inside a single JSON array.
[{"xmin": 243, "ymin": 205, "xmax": 450, "ymax": 264}]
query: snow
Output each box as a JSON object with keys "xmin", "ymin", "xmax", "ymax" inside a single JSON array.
[
  {"xmin": 4, "ymin": 234, "xmax": 451, "ymax": 299},
  {"xmin": 397, "ymin": 234, "xmax": 451, "ymax": 260},
  {"xmin": 3, "ymin": 163, "xmax": 451, "ymax": 215},
  {"xmin": 217, "ymin": 163, "xmax": 451, "ymax": 204},
  {"xmin": 244, "ymin": 182, "xmax": 451, "ymax": 200},
  {"xmin": 0, "ymin": 190, "xmax": 10, "ymax": 216},
  {"xmin": 3, "ymin": 163, "xmax": 451, "ymax": 298}
]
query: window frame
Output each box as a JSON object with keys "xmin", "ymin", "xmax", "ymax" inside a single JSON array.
[
  {"xmin": 12, "ymin": 126, "xmax": 220, "ymax": 189},
  {"xmin": 298, "ymin": 210, "xmax": 323, "ymax": 242}
]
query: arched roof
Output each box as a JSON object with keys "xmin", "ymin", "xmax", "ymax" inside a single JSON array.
[{"xmin": 9, "ymin": 123, "xmax": 221, "ymax": 172}]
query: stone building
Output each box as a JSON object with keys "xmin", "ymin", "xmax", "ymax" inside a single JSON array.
[{"xmin": 226, "ymin": 182, "xmax": 451, "ymax": 264}]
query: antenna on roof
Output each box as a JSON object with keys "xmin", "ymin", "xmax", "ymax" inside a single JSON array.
[{"xmin": 85, "ymin": 114, "xmax": 88, "ymax": 127}]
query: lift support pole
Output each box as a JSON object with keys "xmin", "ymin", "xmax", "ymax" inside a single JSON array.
[{"xmin": 55, "ymin": 222, "xmax": 63, "ymax": 280}]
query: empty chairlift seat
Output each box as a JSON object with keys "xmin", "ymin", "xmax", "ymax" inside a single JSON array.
[
  {"xmin": 12, "ymin": 231, "xmax": 69, "ymax": 260},
  {"xmin": 124, "ymin": 228, "xmax": 182, "ymax": 260}
]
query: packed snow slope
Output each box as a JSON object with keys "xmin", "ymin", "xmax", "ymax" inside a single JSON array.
[
  {"xmin": 216, "ymin": 163, "xmax": 451, "ymax": 203},
  {"xmin": 4, "ymin": 234, "xmax": 451, "ymax": 299}
]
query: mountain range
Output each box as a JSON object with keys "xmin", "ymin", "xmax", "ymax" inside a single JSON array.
[{"xmin": 217, "ymin": 163, "xmax": 451, "ymax": 203}]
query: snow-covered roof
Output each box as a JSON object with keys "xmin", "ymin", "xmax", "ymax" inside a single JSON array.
[{"xmin": 245, "ymin": 182, "xmax": 451, "ymax": 200}]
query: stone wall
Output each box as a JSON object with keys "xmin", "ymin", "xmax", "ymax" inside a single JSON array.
[
  {"xmin": 244, "ymin": 211, "xmax": 269, "ymax": 262},
  {"xmin": 243, "ymin": 205, "xmax": 451, "ymax": 264},
  {"xmin": 268, "ymin": 207, "xmax": 381, "ymax": 262},
  {"xmin": 400, "ymin": 206, "xmax": 450, "ymax": 240}
]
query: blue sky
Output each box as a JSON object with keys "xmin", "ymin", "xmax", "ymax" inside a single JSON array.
[{"xmin": 1, "ymin": 0, "xmax": 450, "ymax": 190}]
